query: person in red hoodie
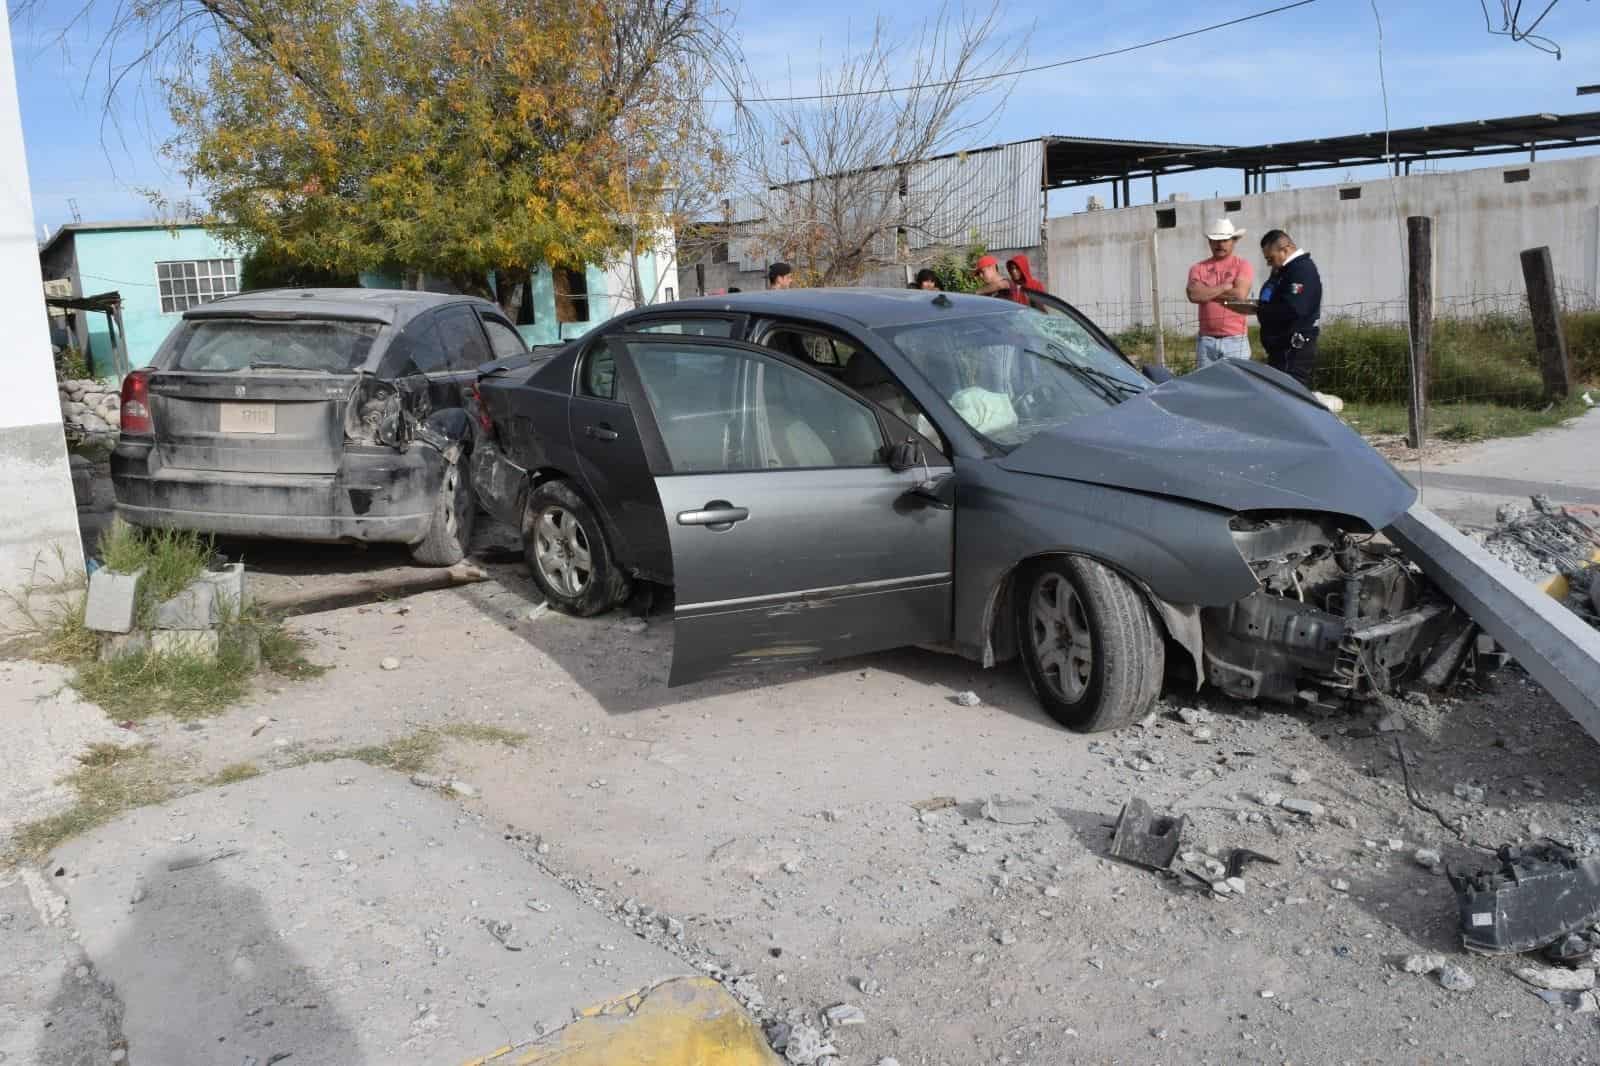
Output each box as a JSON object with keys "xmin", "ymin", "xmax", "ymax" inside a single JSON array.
[{"xmin": 1005, "ymin": 254, "xmax": 1044, "ymax": 305}]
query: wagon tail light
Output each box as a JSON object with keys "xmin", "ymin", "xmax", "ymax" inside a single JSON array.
[
  {"xmin": 469, "ymin": 382, "xmax": 495, "ymax": 439},
  {"xmin": 120, "ymin": 369, "xmax": 153, "ymax": 436}
]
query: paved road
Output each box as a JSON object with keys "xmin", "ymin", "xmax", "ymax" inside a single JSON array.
[{"xmin": 1400, "ymin": 408, "xmax": 1600, "ymax": 525}]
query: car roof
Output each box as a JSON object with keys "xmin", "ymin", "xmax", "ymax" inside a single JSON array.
[
  {"xmin": 661, "ymin": 288, "xmax": 1022, "ymax": 330},
  {"xmin": 187, "ymin": 288, "xmax": 490, "ymax": 327}
]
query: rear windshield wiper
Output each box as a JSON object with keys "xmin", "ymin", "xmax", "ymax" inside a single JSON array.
[{"xmin": 246, "ymin": 360, "xmax": 327, "ymax": 372}]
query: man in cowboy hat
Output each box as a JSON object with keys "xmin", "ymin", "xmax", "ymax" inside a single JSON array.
[{"xmin": 1185, "ymin": 218, "xmax": 1255, "ymax": 368}]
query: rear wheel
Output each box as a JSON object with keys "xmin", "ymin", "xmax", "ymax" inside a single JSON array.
[
  {"xmin": 524, "ymin": 479, "xmax": 630, "ymax": 616},
  {"xmin": 1015, "ymin": 556, "xmax": 1164, "ymax": 732},
  {"xmin": 410, "ymin": 455, "xmax": 476, "ymax": 566}
]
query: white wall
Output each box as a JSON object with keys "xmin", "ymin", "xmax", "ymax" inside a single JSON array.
[
  {"xmin": 0, "ymin": 2, "xmax": 86, "ymax": 623},
  {"xmin": 1046, "ymin": 154, "xmax": 1600, "ymax": 334}
]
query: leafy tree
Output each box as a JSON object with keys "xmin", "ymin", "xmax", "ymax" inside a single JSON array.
[{"xmin": 38, "ymin": 0, "xmax": 729, "ymax": 318}]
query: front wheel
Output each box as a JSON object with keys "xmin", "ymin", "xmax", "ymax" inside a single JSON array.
[
  {"xmin": 1015, "ymin": 557, "xmax": 1165, "ymax": 732},
  {"xmin": 523, "ymin": 479, "xmax": 630, "ymax": 616}
]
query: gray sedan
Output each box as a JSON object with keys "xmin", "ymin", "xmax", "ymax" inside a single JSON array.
[{"xmin": 470, "ymin": 289, "xmax": 1463, "ymax": 731}]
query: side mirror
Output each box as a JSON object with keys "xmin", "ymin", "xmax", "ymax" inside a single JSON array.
[
  {"xmin": 888, "ymin": 439, "xmax": 923, "ymax": 472},
  {"xmin": 1141, "ymin": 364, "xmax": 1175, "ymax": 384}
]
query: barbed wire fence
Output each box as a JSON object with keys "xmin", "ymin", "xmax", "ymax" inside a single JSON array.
[{"xmin": 1092, "ymin": 281, "xmax": 1600, "ymax": 411}]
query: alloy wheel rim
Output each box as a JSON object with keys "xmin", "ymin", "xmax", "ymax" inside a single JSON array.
[
  {"xmin": 1028, "ymin": 573, "xmax": 1094, "ymax": 702},
  {"xmin": 533, "ymin": 506, "xmax": 592, "ymax": 597}
]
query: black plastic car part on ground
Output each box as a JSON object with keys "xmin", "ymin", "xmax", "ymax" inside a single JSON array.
[
  {"xmin": 469, "ymin": 288, "xmax": 1466, "ymax": 731},
  {"xmin": 111, "ymin": 288, "xmax": 528, "ymax": 565}
]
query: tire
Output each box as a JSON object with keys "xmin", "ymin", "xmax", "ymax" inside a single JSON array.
[
  {"xmin": 523, "ymin": 479, "xmax": 630, "ymax": 616},
  {"xmin": 1014, "ymin": 556, "xmax": 1165, "ymax": 733},
  {"xmin": 410, "ymin": 454, "xmax": 476, "ymax": 566}
]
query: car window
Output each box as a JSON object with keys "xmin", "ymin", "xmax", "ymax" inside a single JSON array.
[
  {"xmin": 581, "ymin": 344, "xmax": 621, "ymax": 401},
  {"xmin": 884, "ymin": 307, "xmax": 1148, "ymax": 451},
  {"xmin": 167, "ymin": 318, "xmax": 383, "ymax": 372},
  {"xmin": 481, "ymin": 317, "xmax": 528, "ymax": 359},
  {"xmin": 435, "ymin": 305, "xmax": 493, "ymax": 371},
  {"xmin": 629, "ymin": 342, "xmax": 883, "ymax": 473},
  {"xmin": 630, "ymin": 318, "xmax": 735, "ymax": 338},
  {"xmin": 762, "ymin": 327, "xmax": 859, "ymax": 369},
  {"xmin": 382, "ymin": 314, "xmax": 448, "ymax": 375}
]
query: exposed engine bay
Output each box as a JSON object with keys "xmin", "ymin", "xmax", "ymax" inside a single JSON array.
[{"xmin": 1202, "ymin": 513, "xmax": 1474, "ymax": 704}]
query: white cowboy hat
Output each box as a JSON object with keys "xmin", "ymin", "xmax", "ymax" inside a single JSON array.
[{"xmin": 1205, "ymin": 218, "xmax": 1246, "ymax": 241}]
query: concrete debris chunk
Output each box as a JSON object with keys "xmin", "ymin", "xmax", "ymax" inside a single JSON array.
[
  {"xmin": 953, "ymin": 690, "xmax": 982, "ymax": 707},
  {"xmin": 1400, "ymin": 954, "xmax": 1446, "ymax": 974},
  {"xmin": 1516, "ymin": 966, "xmax": 1597, "ymax": 991},
  {"xmin": 782, "ymin": 1023, "xmax": 836, "ymax": 1065},
  {"xmin": 1177, "ymin": 707, "xmax": 1212, "ymax": 726},
  {"xmin": 1256, "ymin": 791, "xmax": 1284, "ymax": 808},
  {"xmin": 1279, "ymin": 797, "xmax": 1326, "ymax": 817},
  {"xmin": 1287, "ymin": 766, "xmax": 1313, "ymax": 786},
  {"xmin": 410, "ymin": 773, "xmax": 446, "ymax": 790},
  {"xmin": 380, "ymin": 656, "xmax": 400, "ymax": 671},
  {"xmin": 1438, "ymin": 963, "xmax": 1476, "ymax": 992},
  {"xmin": 981, "ymin": 796, "xmax": 1042, "ymax": 825},
  {"xmin": 1415, "ymin": 848, "xmax": 1442, "ymax": 868},
  {"xmin": 1452, "ymin": 783, "xmax": 1486, "ymax": 804},
  {"xmin": 822, "ymin": 1003, "xmax": 866, "ymax": 1028}
]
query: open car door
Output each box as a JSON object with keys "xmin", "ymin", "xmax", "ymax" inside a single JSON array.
[{"xmin": 606, "ymin": 334, "xmax": 955, "ymax": 686}]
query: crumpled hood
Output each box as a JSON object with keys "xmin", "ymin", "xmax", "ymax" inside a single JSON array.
[{"xmin": 999, "ymin": 359, "xmax": 1416, "ymax": 530}]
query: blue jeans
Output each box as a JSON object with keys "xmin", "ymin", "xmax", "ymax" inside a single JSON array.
[{"xmin": 1196, "ymin": 334, "xmax": 1250, "ymax": 367}]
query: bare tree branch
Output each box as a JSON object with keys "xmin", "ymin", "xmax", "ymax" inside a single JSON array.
[{"xmin": 726, "ymin": 1, "xmax": 1026, "ymax": 285}]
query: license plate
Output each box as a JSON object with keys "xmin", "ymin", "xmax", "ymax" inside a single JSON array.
[{"xmin": 219, "ymin": 402, "xmax": 276, "ymax": 434}]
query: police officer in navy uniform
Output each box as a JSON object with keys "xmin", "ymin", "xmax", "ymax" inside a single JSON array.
[{"xmin": 1248, "ymin": 228, "xmax": 1322, "ymax": 387}]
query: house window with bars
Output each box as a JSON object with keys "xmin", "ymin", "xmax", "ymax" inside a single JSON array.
[
  {"xmin": 553, "ymin": 268, "xmax": 590, "ymax": 324},
  {"xmin": 156, "ymin": 258, "xmax": 239, "ymax": 313}
]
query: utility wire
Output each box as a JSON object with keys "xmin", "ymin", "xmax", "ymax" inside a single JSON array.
[{"xmin": 711, "ymin": 0, "xmax": 1321, "ymax": 104}]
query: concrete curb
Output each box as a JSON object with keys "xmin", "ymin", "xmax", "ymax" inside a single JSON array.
[{"xmin": 462, "ymin": 976, "xmax": 782, "ymax": 1065}]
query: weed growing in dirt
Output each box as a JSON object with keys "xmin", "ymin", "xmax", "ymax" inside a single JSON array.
[
  {"xmin": 303, "ymin": 723, "xmax": 528, "ymax": 776},
  {"xmin": 438, "ymin": 723, "xmax": 527, "ymax": 747},
  {"xmin": 209, "ymin": 762, "xmax": 262, "ymax": 786},
  {"xmin": 97, "ymin": 519, "xmax": 211, "ymax": 626},
  {"xmin": 10, "ymin": 746, "xmax": 176, "ymax": 860},
  {"xmin": 6, "ymin": 522, "xmax": 328, "ymax": 722},
  {"xmin": 257, "ymin": 623, "xmax": 328, "ymax": 680}
]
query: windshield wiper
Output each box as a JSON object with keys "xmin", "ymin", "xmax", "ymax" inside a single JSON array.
[
  {"xmin": 246, "ymin": 360, "xmax": 324, "ymax": 372},
  {"xmin": 1039, "ymin": 343, "xmax": 1144, "ymax": 400}
]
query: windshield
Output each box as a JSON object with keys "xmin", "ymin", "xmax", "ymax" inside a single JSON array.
[
  {"xmin": 884, "ymin": 306, "xmax": 1149, "ymax": 449},
  {"xmin": 168, "ymin": 318, "xmax": 383, "ymax": 372}
]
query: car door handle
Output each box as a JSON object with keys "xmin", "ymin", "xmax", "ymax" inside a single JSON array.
[
  {"xmin": 677, "ymin": 501, "xmax": 750, "ymax": 528},
  {"xmin": 585, "ymin": 424, "xmax": 619, "ymax": 442}
]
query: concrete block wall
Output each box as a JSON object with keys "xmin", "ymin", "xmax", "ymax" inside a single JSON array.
[{"xmin": 1045, "ymin": 154, "xmax": 1600, "ymax": 334}]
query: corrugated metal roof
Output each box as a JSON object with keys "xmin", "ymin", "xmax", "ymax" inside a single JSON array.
[{"xmin": 906, "ymin": 140, "xmax": 1044, "ymax": 251}]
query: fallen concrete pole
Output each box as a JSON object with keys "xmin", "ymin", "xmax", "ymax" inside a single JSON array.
[{"xmin": 1387, "ymin": 503, "xmax": 1600, "ymax": 743}]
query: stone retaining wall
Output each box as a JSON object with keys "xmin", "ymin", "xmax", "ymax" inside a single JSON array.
[{"xmin": 57, "ymin": 378, "xmax": 120, "ymax": 437}]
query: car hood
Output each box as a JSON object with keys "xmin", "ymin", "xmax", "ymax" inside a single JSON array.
[{"xmin": 998, "ymin": 359, "xmax": 1416, "ymax": 529}]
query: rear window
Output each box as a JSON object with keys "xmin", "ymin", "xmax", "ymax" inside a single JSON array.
[{"xmin": 167, "ymin": 318, "xmax": 384, "ymax": 372}]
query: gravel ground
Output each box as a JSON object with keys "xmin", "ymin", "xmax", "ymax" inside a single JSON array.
[{"xmin": 97, "ymin": 561, "xmax": 1600, "ymax": 1066}]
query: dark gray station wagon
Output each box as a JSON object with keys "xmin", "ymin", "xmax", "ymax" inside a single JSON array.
[
  {"xmin": 469, "ymin": 289, "xmax": 1467, "ymax": 731},
  {"xmin": 112, "ymin": 289, "xmax": 529, "ymax": 565}
]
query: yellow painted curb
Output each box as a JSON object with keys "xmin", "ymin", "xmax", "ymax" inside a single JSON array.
[{"xmin": 461, "ymin": 976, "xmax": 783, "ymax": 1066}]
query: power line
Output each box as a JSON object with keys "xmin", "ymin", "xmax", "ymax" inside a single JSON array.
[{"xmin": 713, "ymin": 0, "xmax": 1320, "ymax": 105}]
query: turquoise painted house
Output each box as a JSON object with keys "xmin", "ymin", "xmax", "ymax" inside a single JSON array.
[
  {"xmin": 39, "ymin": 221, "xmax": 243, "ymax": 376},
  {"xmin": 41, "ymin": 220, "xmax": 680, "ymax": 375}
]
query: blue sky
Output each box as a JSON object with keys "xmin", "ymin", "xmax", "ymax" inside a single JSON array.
[{"xmin": 12, "ymin": 0, "xmax": 1600, "ymax": 234}]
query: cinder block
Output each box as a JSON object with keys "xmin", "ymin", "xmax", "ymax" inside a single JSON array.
[
  {"xmin": 197, "ymin": 563, "xmax": 247, "ymax": 616},
  {"xmin": 98, "ymin": 631, "xmax": 150, "ymax": 661},
  {"xmin": 84, "ymin": 568, "xmax": 144, "ymax": 634},
  {"xmin": 151, "ymin": 629, "xmax": 220, "ymax": 658},
  {"xmin": 152, "ymin": 582, "xmax": 217, "ymax": 630}
]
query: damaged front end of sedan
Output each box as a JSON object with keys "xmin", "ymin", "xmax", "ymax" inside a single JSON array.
[{"xmin": 1202, "ymin": 513, "xmax": 1476, "ymax": 706}]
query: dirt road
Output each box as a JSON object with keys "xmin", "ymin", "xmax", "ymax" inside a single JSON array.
[{"xmin": 86, "ymin": 558, "xmax": 1598, "ymax": 1065}]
